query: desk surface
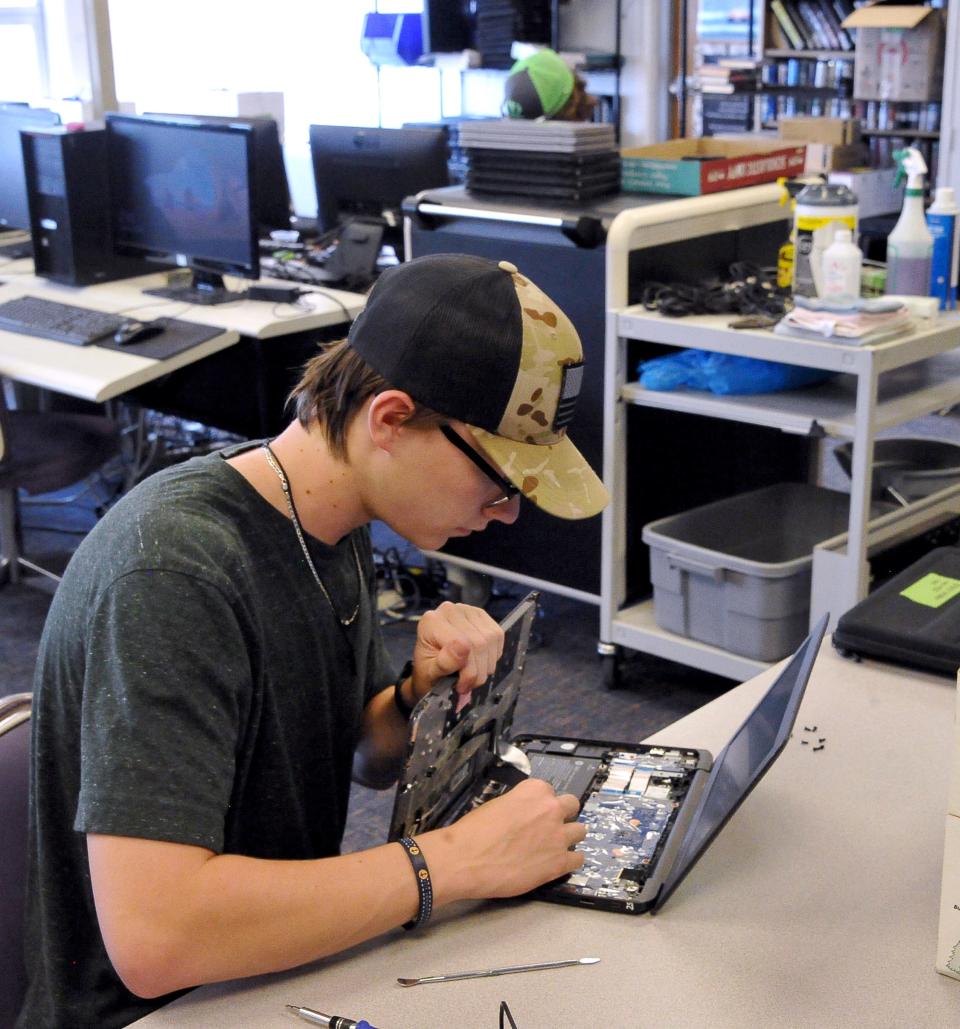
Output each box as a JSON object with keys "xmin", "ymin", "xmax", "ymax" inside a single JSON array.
[
  {"xmin": 0, "ymin": 263, "xmax": 366, "ymax": 402},
  {"xmin": 131, "ymin": 642, "xmax": 959, "ymax": 1028}
]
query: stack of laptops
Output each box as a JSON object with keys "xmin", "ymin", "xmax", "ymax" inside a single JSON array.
[
  {"xmin": 459, "ymin": 120, "xmax": 621, "ymax": 203},
  {"xmin": 389, "ymin": 592, "xmax": 826, "ymax": 914}
]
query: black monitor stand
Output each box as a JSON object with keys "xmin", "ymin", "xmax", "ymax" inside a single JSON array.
[{"xmin": 144, "ymin": 270, "xmax": 249, "ymax": 306}]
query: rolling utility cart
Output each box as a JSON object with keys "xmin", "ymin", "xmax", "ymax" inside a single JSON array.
[
  {"xmin": 602, "ymin": 189, "xmax": 960, "ymax": 684},
  {"xmin": 406, "ymin": 183, "xmax": 805, "ymax": 604}
]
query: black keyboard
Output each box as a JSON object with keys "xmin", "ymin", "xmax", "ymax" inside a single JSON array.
[
  {"xmin": 0, "ymin": 296, "xmax": 123, "ymax": 346},
  {"xmin": 0, "ymin": 239, "xmax": 33, "ymax": 260}
]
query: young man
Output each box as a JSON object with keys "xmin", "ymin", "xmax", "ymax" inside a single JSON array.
[{"xmin": 19, "ymin": 254, "xmax": 609, "ymax": 1028}]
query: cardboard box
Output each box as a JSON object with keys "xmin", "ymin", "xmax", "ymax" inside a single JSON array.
[
  {"xmin": 828, "ymin": 166, "xmax": 903, "ymax": 219},
  {"xmin": 779, "ymin": 117, "xmax": 861, "ymax": 146},
  {"xmin": 804, "ymin": 142, "xmax": 869, "ymax": 174},
  {"xmin": 842, "ymin": 4, "xmax": 945, "ymax": 102},
  {"xmin": 620, "ymin": 138, "xmax": 806, "ymax": 196}
]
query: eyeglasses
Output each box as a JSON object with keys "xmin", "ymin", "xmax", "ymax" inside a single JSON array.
[{"xmin": 439, "ymin": 424, "xmax": 520, "ymax": 509}]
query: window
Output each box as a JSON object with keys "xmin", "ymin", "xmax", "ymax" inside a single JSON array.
[
  {"xmin": 106, "ymin": 1, "xmax": 448, "ymax": 215},
  {"xmin": 0, "ymin": 0, "xmax": 48, "ymax": 100}
]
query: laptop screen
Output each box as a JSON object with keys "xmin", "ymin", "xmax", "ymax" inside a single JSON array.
[{"xmin": 652, "ymin": 614, "xmax": 828, "ymax": 912}]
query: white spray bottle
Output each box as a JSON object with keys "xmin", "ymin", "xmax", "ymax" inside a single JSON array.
[{"xmin": 886, "ymin": 147, "xmax": 933, "ymax": 297}]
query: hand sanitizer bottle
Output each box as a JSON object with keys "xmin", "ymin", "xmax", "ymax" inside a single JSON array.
[
  {"xmin": 822, "ymin": 228, "xmax": 862, "ymax": 303},
  {"xmin": 886, "ymin": 147, "xmax": 934, "ymax": 297}
]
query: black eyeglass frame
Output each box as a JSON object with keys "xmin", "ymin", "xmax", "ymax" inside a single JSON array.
[{"xmin": 439, "ymin": 424, "xmax": 520, "ymax": 508}]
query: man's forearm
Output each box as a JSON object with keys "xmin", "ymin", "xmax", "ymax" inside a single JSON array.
[
  {"xmin": 88, "ymin": 778, "xmax": 583, "ymax": 999},
  {"xmin": 88, "ymin": 833, "xmax": 425, "ymax": 998}
]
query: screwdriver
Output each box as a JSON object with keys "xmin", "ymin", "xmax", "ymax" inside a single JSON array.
[{"xmin": 285, "ymin": 1004, "xmax": 380, "ymax": 1028}]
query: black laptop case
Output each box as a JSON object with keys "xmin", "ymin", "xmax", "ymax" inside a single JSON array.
[{"xmin": 833, "ymin": 546, "xmax": 960, "ymax": 676}]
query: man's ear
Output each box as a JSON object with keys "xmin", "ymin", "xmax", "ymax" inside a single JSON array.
[{"xmin": 367, "ymin": 390, "xmax": 418, "ymax": 451}]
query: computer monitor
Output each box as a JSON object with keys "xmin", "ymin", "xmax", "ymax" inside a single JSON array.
[
  {"xmin": 308, "ymin": 124, "xmax": 449, "ymax": 251},
  {"xmin": 0, "ymin": 105, "xmax": 61, "ymax": 231},
  {"xmin": 145, "ymin": 112, "xmax": 292, "ymax": 237},
  {"xmin": 105, "ymin": 113, "xmax": 259, "ymax": 305}
]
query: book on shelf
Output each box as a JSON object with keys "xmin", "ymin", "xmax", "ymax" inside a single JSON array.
[
  {"xmin": 782, "ymin": 0, "xmax": 817, "ymax": 49},
  {"xmin": 770, "ymin": 0, "xmax": 806, "ymax": 50},
  {"xmin": 769, "ymin": 0, "xmax": 856, "ymax": 54},
  {"xmin": 716, "ymin": 57, "xmax": 763, "ymax": 70},
  {"xmin": 701, "ymin": 94, "xmax": 754, "ymax": 136},
  {"xmin": 701, "ymin": 81, "xmax": 758, "ymax": 94},
  {"xmin": 696, "ymin": 60, "xmax": 759, "ymax": 93},
  {"xmin": 794, "ymin": 0, "xmax": 831, "ymax": 49},
  {"xmin": 698, "ymin": 65, "xmax": 758, "ymax": 79},
  {"xmin": 818, "ymin": 1, "xmax": 854, "ymax": 50}
]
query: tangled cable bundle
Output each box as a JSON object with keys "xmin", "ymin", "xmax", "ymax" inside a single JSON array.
[{"xmin": 640, "ymin": 262, "xmax": 790, "ymax": 319}]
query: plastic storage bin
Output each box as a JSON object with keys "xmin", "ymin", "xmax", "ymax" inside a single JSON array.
[{"xmin": 642, "ymin": 483, "xmax": 853, "ymax": 661}]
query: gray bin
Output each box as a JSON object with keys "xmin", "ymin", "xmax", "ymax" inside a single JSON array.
[{"xmin": 641, "ymin": 483, "xmax": 853, "ymax": 661}]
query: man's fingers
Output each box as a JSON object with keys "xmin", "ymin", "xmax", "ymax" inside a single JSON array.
[{"xmin": 557, "ymin": 792, "xmax": 582, "ymax": 821}]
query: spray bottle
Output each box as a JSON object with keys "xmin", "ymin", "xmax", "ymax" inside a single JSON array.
[
  {"xmin": 886, "ymin": 147, "xmax": 933, "ymax": 297},
  {"xmin": 927, "ymin": 186, "xmax": 959, "ymax": 310}
]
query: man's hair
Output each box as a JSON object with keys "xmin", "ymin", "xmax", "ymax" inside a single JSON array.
[{"xmin": 288, "ymin": 339, "xmax": 443, "ymax": 460}]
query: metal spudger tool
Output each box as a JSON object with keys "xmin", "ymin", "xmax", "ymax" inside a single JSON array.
[
  {"xmin": 285, "ymin": 1004, "xmax": 380, "ymax": 1028},
  {"xmin": 397, "ymin": 956, "xmax": 600, "ymax": 987}
]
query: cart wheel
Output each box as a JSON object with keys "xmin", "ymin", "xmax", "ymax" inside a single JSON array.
[{"xmin": 601, "ymin": 650, "xmax": 622, "ymax": 690}]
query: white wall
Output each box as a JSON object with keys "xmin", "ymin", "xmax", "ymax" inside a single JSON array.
[{"xmin": 559, "ymin": 0, "xmax": 669, "ymax": 147}]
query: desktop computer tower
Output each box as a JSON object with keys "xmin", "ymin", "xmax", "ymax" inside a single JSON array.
[{"xmin": 20, "ymin": 127, "xmax": 152, "ymax": 286}]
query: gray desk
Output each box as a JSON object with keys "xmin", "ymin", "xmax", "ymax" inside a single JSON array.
[
  {"xmin": 0, "ymin": 266, "xmax": 365, "ymax": 403},
  {"xmin": 131, "ymin": 642, "xmax": 958, "ymax": 1028}
]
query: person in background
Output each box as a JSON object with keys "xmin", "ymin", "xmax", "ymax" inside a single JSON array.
[
  {"xmin": 502, "ymin": 47, "xmax": 598, "ymax": 122},
  {"xmin": 19, "ymin": 253, "xmax": 608, "ymax": 1028}
]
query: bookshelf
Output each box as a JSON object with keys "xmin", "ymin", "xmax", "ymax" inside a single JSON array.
[
  {"xmin": 759, "ymin": 1, "xmax": 944, "ymax": 178},
  {"xmin": 689, "ymin": 0, "xmax": 948, "ymax": 181}
]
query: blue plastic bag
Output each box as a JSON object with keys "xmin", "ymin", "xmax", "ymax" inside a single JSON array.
[{"xmin": 638, "ymin": 349, "xmax": 834, "ymax": 396}]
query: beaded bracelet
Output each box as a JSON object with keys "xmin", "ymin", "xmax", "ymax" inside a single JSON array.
[{"xmin": 398, "ymin": 835, "xmax": 433, "ymax": 930}]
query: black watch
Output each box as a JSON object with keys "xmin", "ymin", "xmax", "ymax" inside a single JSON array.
[{"xmin": 392, "ymin": 660, "xmax": 416, "ymax": 719}]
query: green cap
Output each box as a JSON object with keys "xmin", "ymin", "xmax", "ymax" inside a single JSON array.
[{"xmin": 503, "ymin": 48, "xmax": 575, "ymax": 119}]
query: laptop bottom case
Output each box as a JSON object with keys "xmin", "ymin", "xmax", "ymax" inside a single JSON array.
[{"xmin": 484, "ymin": 735, "xmax": 711, "ymax": 914}]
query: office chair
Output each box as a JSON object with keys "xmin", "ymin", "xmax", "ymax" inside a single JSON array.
[
  {"xmin": 0, "ymin": 385, "xmax": 120, "ymax": 585},
  {"xmin": 0, "ymin": 692, "xmax": 32, "ymax": 1028}
]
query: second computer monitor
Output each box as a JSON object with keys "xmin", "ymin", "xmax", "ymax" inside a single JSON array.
[
  {"xmin": 0, "ymin": 105, "xmax": 61, "ymax": 231},
  {"xmin": 308, "ymin": 124, "xmax": 449, "ymax": 248},
  {"xmin": 145, "ymin": 112, "xmax": 292, "ymax": 237}
]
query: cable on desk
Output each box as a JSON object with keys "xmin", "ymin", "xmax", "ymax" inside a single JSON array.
[
  {"xmin": 296, "ymin": 289, "xmax": 356, "ymax": 324},
  {"xmin": 640, "ymin": 262, "xmax": 789, "ymax": 319}
]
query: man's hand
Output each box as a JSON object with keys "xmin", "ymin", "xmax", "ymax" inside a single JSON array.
[
  {"xmin": 410, "ymin": 601, "xmax": 504, "ymax": 700},
  {"xmin": 420, "ymin": 778, "xmax": 586, "ymax": 902},
  {"xmin": 355, "ymin": 601, "xmax": 503, "ymax": 786}
]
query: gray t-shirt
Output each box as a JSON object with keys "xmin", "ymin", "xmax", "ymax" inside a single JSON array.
[{"xmin": 19, "ymin": 442, "xmax": 392, "ymax": 1029}]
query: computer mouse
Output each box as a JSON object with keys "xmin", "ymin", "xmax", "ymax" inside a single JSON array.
[{"xmin": 113, "ymin": 318, "xmax": 168, "ymax": 345}]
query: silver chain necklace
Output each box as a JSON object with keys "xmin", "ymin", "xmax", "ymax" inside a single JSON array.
[{"xmin": 262, "ymin": 442, "xmax": 362, "ymax": 627}]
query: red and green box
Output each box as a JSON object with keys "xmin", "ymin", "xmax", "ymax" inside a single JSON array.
[{"xmin": 621, "ymin": 138, "xmax": 806, "ymax": 196}]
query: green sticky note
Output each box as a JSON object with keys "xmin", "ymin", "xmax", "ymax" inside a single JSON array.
[{"xmin": 900, "ymin": 572, "xmax": 960, "ymax": 609}]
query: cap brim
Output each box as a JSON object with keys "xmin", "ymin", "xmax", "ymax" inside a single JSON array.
[{"xmin": 471, "ymin": 427, "xmax": 609, "ymax": 520}]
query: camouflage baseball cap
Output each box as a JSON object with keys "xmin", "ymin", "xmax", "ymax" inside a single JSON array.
[{"xmin": 347, "ymin": 253, "xmax": 608, "ymax": 520}]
